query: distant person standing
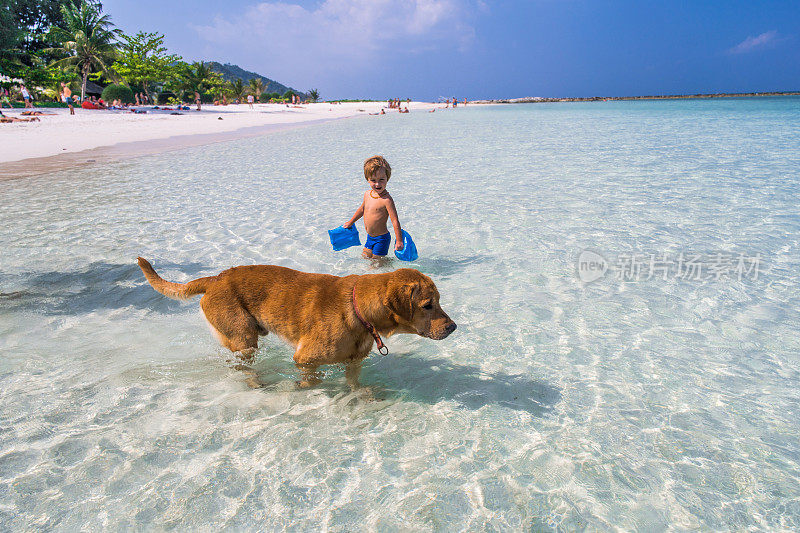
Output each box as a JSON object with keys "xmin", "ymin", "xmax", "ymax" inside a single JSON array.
[
  {"xmin": 463, "ymin": 98, "xmax": 467, "ymax": 106},
  {"xmin": 20, "ymin": 85, "xmax": 33, "ymax": 108},
  {"xmin": 247, "ymin": 93, "xmax": 254, "ymax": 109},
  {"xmin": 452, "ymin": 97, "xmax": 457, "ymax": 108},
  {"xmin": 195, "ymin": 91, "xmax": 201, "ymax": 111},
  {"xmin": 60, "ymin": 82, "xmax": 74, "ymax": 115}
]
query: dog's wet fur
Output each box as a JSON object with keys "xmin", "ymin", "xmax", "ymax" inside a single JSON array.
[{"xmin": 137, "ymin": 258, "xmax": 456, "ymax": 388}]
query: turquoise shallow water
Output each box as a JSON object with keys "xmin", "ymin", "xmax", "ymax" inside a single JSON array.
[{"xmin": 1, "ymin": 97, "xmax": 799, "ymax": 530}]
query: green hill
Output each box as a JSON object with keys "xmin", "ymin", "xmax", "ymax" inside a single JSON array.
[{"xmin": 207, "ymin": 62, "xmax": 307, "ymax": 98}]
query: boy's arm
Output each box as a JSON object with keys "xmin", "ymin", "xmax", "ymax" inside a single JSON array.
[
  {"xmin": 386, "ymin": 197, "xmax": 403, "ymax": 250},
  {"xmin": 343, "ymin": 196, "xmax": 365, "ymax": 228}
]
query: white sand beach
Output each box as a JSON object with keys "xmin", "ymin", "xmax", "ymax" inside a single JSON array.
[{"xmin": 0, "ymin": 101, "xmax": 439, "ymax": 170}]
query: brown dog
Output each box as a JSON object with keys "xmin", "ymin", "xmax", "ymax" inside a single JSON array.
[{"xmin": 137, "ymin": 258, "xmax": 456, "ymax": 387}]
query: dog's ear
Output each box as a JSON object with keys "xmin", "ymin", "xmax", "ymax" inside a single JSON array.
[{"xmin": 386, "ymin": 281, "xmax": 418, "ymax": 321}]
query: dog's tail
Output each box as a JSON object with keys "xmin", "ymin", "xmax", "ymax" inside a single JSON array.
[{"xmin": 137, "ymin": 257, "xmax": 216, "ymax": 300}]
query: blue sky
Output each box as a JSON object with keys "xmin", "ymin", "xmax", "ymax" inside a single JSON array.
[{"xmin": 102, "ymin": 0, "xmax": 800, "ymax": 100}]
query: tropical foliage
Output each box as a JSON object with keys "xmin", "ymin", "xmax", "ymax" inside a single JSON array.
[
  {"xmin": 112, "ymin": 32, "xmax": 181, "ymax": 104},
  {"xmin": 101, "ymin": 83, "xmax": 134, "ymax": 104},
  {"xmin": 45, "ymin": 0, "xmax": 120, "ymax": 100},
  {"xmin": 171, "ymin": 60, "xmax": 224, "ymax": 101},
  {"xmin": 248, "ymin": 77, "xmax": 264, "ymax": 98},
  {"xmin": 1, "ymin": 0, "xmax": 316, "ymax": 104},
  {"xmin": 228, "ymin": 78, "xmax": 247, "ymax": 101}
]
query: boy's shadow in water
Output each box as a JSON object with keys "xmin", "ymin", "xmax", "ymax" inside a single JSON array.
[
  {"xmin": 368, "ymin": 354, "xmax": 561, "ymax": 417},
  {"xmin": 398, "ymin": 255, "xmax": 489, "ymax": 278},
  {"xmin": 0, "ymin": 261, "xmax": 208, "ymax": 315}
]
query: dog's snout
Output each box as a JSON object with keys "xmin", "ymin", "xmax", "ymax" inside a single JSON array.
[{"xmin": 445, "ymin": 322, "xmax": 457, "ymax": 334}]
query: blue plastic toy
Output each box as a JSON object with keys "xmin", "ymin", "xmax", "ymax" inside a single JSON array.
[
  {"xmin": 394, "ymin": 230, "xmax": 418, "ymax": 261},
  {"xmin": 328, "ymin": 225, "xmax": 361, "ymax": 251}
]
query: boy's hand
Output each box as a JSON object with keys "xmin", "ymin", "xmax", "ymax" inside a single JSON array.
[
  {"xmin": 342, "ymin": 223, "xmax": 351, "ymax": 229},
  {"xmin": 395, "ymin": 241, "xmax": 403, "ymax": 251}
]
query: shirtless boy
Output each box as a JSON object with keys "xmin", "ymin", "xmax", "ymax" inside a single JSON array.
[{"xmin": 343, "ymin": 155, "xmax": 404, "ymax": 259}]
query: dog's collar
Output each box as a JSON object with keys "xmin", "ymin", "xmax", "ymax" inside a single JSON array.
[{"xmin": 352, "ymin": 285, "xmax": 389, "ymax": 356}]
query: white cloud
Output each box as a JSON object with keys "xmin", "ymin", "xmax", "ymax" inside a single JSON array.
[
  {"xmin": 728, "ymin": 30, "xmax": 778, "ymax": 54},
  {"xmin": 192, "ymin": 0, "xmax": 477, "ymax": 82}
]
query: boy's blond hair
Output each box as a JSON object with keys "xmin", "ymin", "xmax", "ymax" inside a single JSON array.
[{"xmin": 364, "ymin": 155, "xmax": 392, "ymax": 180}]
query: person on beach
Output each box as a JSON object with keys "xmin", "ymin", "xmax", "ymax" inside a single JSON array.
[
  {"xmin": 60, "ymin": 83, "xmax": 74, "ymax": 115},
  {"xmin": 343, "ymin": 155, "xmax": 404, "ymax": 259},
  {"xmin": 1, "ymin": 88, "xmax": 11, "ymax": 108},
  {"xmin": 0, "ymin": 109, "xmax": 40, "ymax": 123},
  {"xmin": 20, "ymin": 85, "xmax": 32, "ymax": 108},
  {"xmin": 247, "ymin": 93, "xmax": 254, "ymax": 109},
  {"xmin": 195, "ymin": 91, "xmax": 201, "ymax": 111}
]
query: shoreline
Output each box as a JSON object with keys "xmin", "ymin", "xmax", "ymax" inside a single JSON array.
[
  {"xmin": 473, "ymin": 90, "xmax": 800, "ymax": 104},
  {"xmin": 0, "ymin": 117, "xmax": 343, "ymax": 181},
  {"xmin": 0, "ymin": 101, "xmax": 437, "ymax": 179}
]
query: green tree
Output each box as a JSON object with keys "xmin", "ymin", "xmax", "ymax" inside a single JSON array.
[
  {"xmin": 112, "ymin": 31, "xmax": 181, "ymax": 105},
  {"xmin": 0, "ymin": 4, "xmax": 26, "ymax": 77},
  {"xmin": 229, "ymin": 78, "xmax": 246, "ymax": 101},
  {"xmin": 248, "ymin": 77, "xmax": 264, "ymax": 98},
  {"xmin": 45, "ymin": 1, "xmax": 120, "ymax": 101},
  {"xmin": 308, "ymin": 88, "xmax": 319, "ymax": 102},
  {"xmin": 8, "ymin": 0, "xmax": 100, "ymax": 56},
  {"xmin": 172, "ymin": 60, "xmax": 223, "ymax": 98}
]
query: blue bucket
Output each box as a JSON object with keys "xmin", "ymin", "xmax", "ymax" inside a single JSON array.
[
  {"xmin": 328, "ymin": 225, "xmax": 361, "ymax": 251},
  {"xmin": 394, "ymin": 230, "xmax": 418, "ymax": 261}
]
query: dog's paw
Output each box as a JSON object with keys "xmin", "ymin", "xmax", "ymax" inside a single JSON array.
[{"xmin": 296, "ymin": 377, "xmax": 322, "ymax": 389}]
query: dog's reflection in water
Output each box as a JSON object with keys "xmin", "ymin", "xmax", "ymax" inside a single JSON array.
[{"xmin": 228, "ymin": 358, "xmax": 382, "ymax": 401}]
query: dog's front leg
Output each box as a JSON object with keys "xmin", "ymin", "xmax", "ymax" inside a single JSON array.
[
  {"xmin": 345, "ymin": 362, "xmax": 362, "ymax": 390},
  {"xmin": 295, "ymin": 363, "xmax": 322, "ymax": 388}
]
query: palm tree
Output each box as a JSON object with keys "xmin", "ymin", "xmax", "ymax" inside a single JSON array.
[
  {"xmin": 0, "ymin": 8, "xmax": 27, "ymax": 77},
  {"xmin": 248, "ymin": 77, "xmax": 264, "ymax": 100},
  {"xmin": 229, "ymin": 78, "xmax": 247, "ymax": 102},
  {"xmin": 308, "ymin": 88, "xmax": 319, "ymax": 102},
  {"xmin": 173, "ymin": 61, "xmax": 221, "ymax": 98},
  {"xmin": 46, "ymin": 1, "xmax": 120, "ymax": 101}
]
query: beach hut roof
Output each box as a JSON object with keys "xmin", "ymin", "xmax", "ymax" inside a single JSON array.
[{"xmin": 84, "ymin": 80, "xmax": 105, "ymax": 96}]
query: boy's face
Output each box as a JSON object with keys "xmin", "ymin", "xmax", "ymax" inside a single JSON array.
[{"xmin": 367, "ymin": 168, "xmax": 388, "ymax": 194}]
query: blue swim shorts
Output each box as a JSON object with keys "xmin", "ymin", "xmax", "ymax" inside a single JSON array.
[{"xmin": 364, "ymin": 232, "xmax": 391, "ymax": 256}]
